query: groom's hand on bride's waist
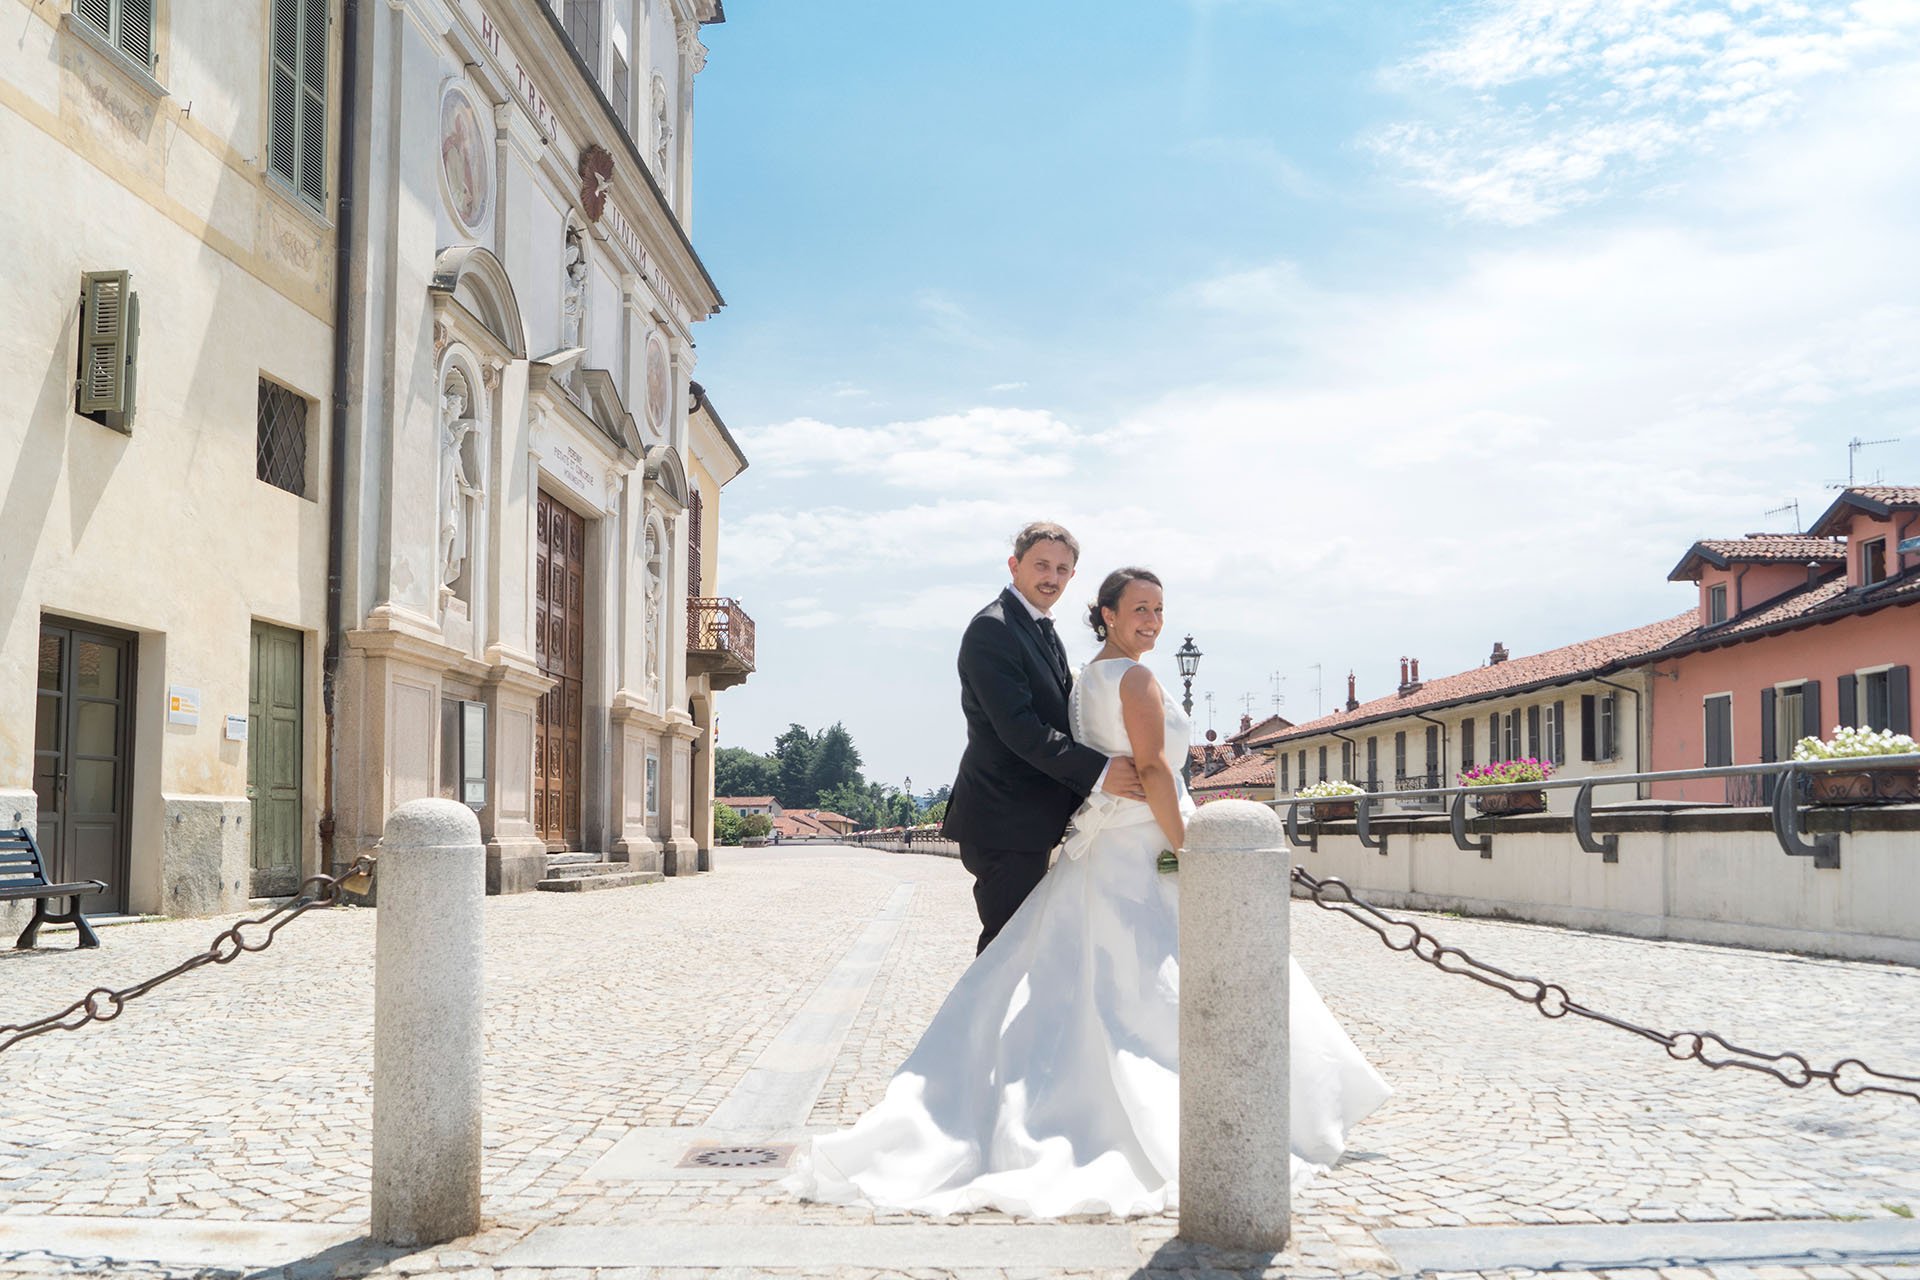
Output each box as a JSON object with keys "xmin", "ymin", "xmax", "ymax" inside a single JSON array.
[{"xmin": 1100, "ymin": 757, "xmax": 1147, "ymax": 800}]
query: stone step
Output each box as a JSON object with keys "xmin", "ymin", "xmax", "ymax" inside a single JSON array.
[
  {"xmin": 545, "ymin": 851, "xmax": 604, "ymax": 869},
  {"xmin": 544, "ymin": 859, "xmax": 635, "ymax": 878},
  {"xmin": 535, "ymin": 870, "xmax": 662, "ymax": 893}
]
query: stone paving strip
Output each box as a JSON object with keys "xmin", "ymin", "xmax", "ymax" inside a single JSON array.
[{"xmin": 1, "ymin": 843, "xmax": 1917, "ymax": 1279}]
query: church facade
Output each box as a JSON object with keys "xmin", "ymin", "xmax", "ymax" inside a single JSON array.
[
  {"xmin": 0, "ymin": 0, "xmax": 747, "ymax": 929},
  {"xmin": 330, "ymin": 0, "xmax": 739, "ymax": 892}
]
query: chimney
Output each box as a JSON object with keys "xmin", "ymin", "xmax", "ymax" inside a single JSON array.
[
  {"xmin": 1398, "ymin": 657, "xmax": 1409, "ymax": 689},
  {"xmin": 1345, "ymin": 671, "xmax": 1359, "ymax": 712},
  {"xmin": 1807, "ymin": 559, "xmax": 1824, "ymax": 587},
  {"xmin": 1402, "ymin": 658, "xmax": 1423, "ymax": 694},
  {"xmin": 1411, "ymin": 658, "xmax": 1421, "ymax": 684},
  {"xmin": 1490, "ymin": 642, "xmax": 1509, "ymax": 665},
  {"xmin": 1239, "ymin": 712, "xmax": 1253, "ymax": 736}
]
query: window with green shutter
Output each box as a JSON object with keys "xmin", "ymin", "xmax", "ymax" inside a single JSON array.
[
  {"xmin": 76, "ymin": 270, "xmax": 140, "ymax": 432},
  {"xmin": 73, "ymin": 0, "xmax": 155, "ymax": 72},
  {"xmin": 269, "ymin": 0, "xmax": 329, "ymax": 209}
]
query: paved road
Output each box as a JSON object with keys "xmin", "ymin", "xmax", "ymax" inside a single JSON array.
[{"xmin": 1, "ymin": 843, "xmax": 1916, "ymax": 1280}]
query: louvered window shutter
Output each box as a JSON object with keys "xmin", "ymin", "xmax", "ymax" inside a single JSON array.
[
  {"xmin": 269, "ymin": 0, "xmax": 327, "ymax": 207},
  {"xmin": 1802, "ymin": 680, "xmax": 1822, "ymax": 743},
  {"xmin": 1837, "ymin": 674, "xmax": 1858, "ymax": 729},
  {"xmin": 1579, "ymin": 694, "xmax": 1596, "ymax": 761},
  {"xmin": 298, "ymin": 0, "xmax": 327, "ymax": 203},
  {"xmin": 1551, "ymin": 700, "xmax": 1565, "ymax": 764},
  {"xmin": 687, "ymin": 488, "xmax": 704, "ymax": 596},
  {"xmin": 78, "ymin": 270, "xmax": 130, "ymax": 413},
  {"xmin": 1489, "ymin": 713, "xmax": 1499, "ymax": 761},
  {"xmin": 1759, "ymin": 688, "xmax": 1777, "ymax": 762},
  {"xmin": 1527, "ymin": 705, "xmax": 1541, "ymax": 758},
  {"xmin": 1890, "ymin": 666, "xmax": 1912, "ymax": 735},
  {"xmin": 1394, "ymin": 731, "xmax": 1406, "ymax": 780},
  {"xmin": 117, "ymin": 0, "xmax": 153, "ymax": 66}
]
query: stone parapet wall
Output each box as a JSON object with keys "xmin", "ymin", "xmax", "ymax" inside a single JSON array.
[{"xmin": 1283, "ymin": 803, "xmax": 1920, "ymax": 965}]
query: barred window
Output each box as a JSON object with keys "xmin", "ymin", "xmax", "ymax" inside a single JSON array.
[{"xmin": 257, "ymin": 379, "xmax": 310, "ymax": 496}]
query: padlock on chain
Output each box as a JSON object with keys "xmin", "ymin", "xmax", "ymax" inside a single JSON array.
[{"xmin": 337, "ymin": 858, "xmax": 376, "ymax": 897}]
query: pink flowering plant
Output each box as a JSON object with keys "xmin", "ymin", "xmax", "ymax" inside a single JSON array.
[{"xmin": 1458, "ymin": 758, "xmax": 1555, "ymax": 788}]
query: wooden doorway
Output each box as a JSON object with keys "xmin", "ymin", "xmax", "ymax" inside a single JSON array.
[
  {"xmin": 534, "ymin": 488, "xmax": 586, "ymax": 849},
  {"xmin": 33, "ymin": 619, "xmax": 134, "ymax": 914},
  {"xmin": 248, "ymin": 622, "xmax": 303, "ymax": 897}
]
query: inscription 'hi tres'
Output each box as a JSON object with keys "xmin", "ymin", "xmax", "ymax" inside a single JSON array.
[{"xmin": 476, "ymin": 11, "xmax": 556, "ymax": 141}]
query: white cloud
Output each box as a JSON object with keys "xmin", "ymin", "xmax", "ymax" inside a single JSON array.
[
  {"xmin": 989, "ymin": 380, "xmax": 1029, "ymax": 392},
  {"xmin": 1374, "ymin": 0, "xmax": 1920, "ymax": 222},
  {"xmin": 739, "ymin": 407, "xmax": 1086, "ymax": 488}
]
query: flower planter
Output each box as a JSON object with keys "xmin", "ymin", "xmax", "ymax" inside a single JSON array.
[
  {"xmin": 1807, "ymin": 767, "xmax": 1920, "ymax": 806},
  {"xmin": 1471, "ymin": 789, "xmax": 1547, "ymax": 816},
  {"xmin": 1310, "ymin": 800, "xmax": 1357, "ymax": 821}
]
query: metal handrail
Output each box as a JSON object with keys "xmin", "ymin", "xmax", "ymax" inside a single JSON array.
[{"xmin": 1273, "ymin": 752, "xmax": 1920, "ymax": 868}]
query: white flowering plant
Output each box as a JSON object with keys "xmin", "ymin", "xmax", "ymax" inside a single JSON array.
[
  {"xmin": 1297, "ymin": 780, "xmax": 1364, "ymax": 799},
  {"xmin": 1792, "ymin": 726, "xmax": 1920, "ymax": 761}
]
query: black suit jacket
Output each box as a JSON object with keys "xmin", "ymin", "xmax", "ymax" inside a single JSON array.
[{"xmin": 940, "ymin": 589, "xmax": 1107, "ymax": 852}]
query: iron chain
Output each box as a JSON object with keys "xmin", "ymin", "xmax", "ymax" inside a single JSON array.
[
  {"xmin": 1291, "ymin": 866, "xmax": 1920, "ymax": 1106},
  {"xmin": 0, "ymin": 857, "xmax": 375, "ymax": 1056}
]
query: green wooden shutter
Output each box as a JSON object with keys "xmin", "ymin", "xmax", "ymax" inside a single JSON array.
[
  {"xmin": 1801, "ymin": 680, "xmax": 1821, "ymax": 744},
  {"xmin": 1759, "ymin": 688, "xmax": 1777, "ymax": 762},
  {"xmin": 78, "ymin": 270, "xmax": 130, "ymax": 413},
  {"xmin": 75, "ymin": 0, "xmax": 112, "ymax": 38},
  {"xmin": 1890, "ymin": 666, "xmax": 1912, "ymax": 735},
  {"xmin": 117, "ymin": 0, "xmax": 153, "ymax": 66},
  {"xmin": 1460, "ymin": 718, "xmax": 1474, "ymax": 772},
  {"xmin": 1552, "ymin": 700, "xmax": 1566, "ymax": 764},
  {"xmin": 1837, "ymin": 674, "xmax": 1858, "ymax": 728},
  {"xmin": 1527, "ymin": 705, "xmax": 1541, "ymax": 759},
  {"xmin": 297, "ymin": 0, "xmax": 327, "ymax": 204},
  {"xmin": 269, "ymin": 0, "xmax": 326, "ymax": 206}
]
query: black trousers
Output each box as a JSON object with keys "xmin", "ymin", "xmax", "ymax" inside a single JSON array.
[{"xmin": 959, "ymin": 842, "xmax": 1048, "ymax": 955}]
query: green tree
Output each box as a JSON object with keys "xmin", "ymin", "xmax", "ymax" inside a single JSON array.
[
  {"xmin": 887, "ymin": 792, "xmax": 916, "ymax": 828},
  {"xmin": 925, "ymin": 799, "xmax": 948, "ymax": 825},
  {"xmin": 741, "ymin": 813, "xmax": 772, "ymax": 839},
  {"xmin": 808, "ymin": 722, "xmax": 864, "ymax": 800},
  {"xmin": 713, "ymin": 803, "xmax": 744, "ymax": 846},
  {"xmin": 714, "ymin": 747, "xmax": 779, "ymax": 799},
  {"xmin": 818, "ymin": 781, "xmax": 877, "ymax": 830},
  {"xmin": 772, "ymin": 723, "xmax": 820, "ymax": 808}
]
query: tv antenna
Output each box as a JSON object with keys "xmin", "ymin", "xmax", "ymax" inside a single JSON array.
[
  {"xmin": 1238, "ymin": 692, "xmax": 1259, "ymax": 717},
  {"xmin": 1269, "ymin": 671, "xmax": 1287, "ymax": 713},
  {"xmin": 1308, "ymin": 664, "xmax": 1323, "ymax": 717},
  {"xmin": 1828, "ymin": 436, "xmax": 1901, "ymax": 489},
  {"xmin": 1204, "ymin": 691, "xmax": 1216, "ymax": 733},
  {"xmin": 1762, "ymin": 499, "xmax": 1801, "ymax": 534}
]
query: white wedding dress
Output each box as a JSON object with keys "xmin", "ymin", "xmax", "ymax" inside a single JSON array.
[{"xmin": 788, "ymin": 658, "xmax": 1391, "ymax": 1217}]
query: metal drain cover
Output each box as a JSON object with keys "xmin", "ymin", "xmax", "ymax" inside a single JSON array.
[{"xmin": 677, "ymin": 1143, "xmax": 795, "ymax": 1169}]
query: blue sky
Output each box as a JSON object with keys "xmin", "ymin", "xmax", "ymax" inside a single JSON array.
[{"xmin": 688, "ymin": 0, "xmax": 1920, "ymax": 790}]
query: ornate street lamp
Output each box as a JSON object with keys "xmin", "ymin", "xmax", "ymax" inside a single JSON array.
[{"xmin": 1175, "ymin": 635, "xmax": 1203, "ymax": 717}]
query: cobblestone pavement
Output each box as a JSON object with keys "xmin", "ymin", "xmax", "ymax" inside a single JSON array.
[{"xmin": 1, "ymin": 843, "xmax": 1916, "ymax": 1280}]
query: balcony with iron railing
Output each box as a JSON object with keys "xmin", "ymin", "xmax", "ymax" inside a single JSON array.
[{"xmin": 687, "ymin": 598, "xmax": 755, "ymax": 690}]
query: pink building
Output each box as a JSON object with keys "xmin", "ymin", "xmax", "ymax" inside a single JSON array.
[{"xmin": 1651, "ymin": 486, "xmax": 1919, "ymax": 801}]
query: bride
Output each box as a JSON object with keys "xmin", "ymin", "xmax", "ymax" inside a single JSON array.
[{"xmin": 788, "ymin": 568, "xmax": 1390, "ymax": 1218}]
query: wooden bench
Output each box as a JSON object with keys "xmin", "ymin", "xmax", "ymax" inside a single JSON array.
[{"xmin": 0, "ymin": 828, "xmax": 105, "ymax": 949}]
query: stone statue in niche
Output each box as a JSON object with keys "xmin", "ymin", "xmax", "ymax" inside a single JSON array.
[
  {"xmin": 652, "ymin": 79, "xmax": 672, "ymax": 191},
  {"xmin": 438, "ymin": 379, "xmax": 481, "ymax": 599},
  {"xmin": 644, "ymin": 527, "xmax": 663, "ymax": 704},
  {"xmin": 559, "ymin": 225, "xmax": 587, "ymax": 386}
]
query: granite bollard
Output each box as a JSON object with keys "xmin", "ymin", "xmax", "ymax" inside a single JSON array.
[
  {"xmin": 371, "ymin": 799, "xmax": 484, "ymax": 1246},
  {"xmin": 1179, "ymin": 798, "xmax": 1291, "ymax": 1251}
]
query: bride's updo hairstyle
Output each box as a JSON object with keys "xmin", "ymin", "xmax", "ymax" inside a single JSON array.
[{"xmin": 1087, "ymin": 567, "xmax": 1163, "ymax": 639}]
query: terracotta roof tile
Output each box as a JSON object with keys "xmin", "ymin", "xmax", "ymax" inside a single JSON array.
[
  {"xmin": 1669, "ymin": 535, "xmax": 1846, "ymax": 579},
  {"xmin": 1851, "ymin": 486, "xmax": 1920, "ymax": 504},
  {"xmin": 1192, "ymin": 750, "xmax": 1275, "ymax": 792},
  {"xmin": 1251, "ymin": 610, "xmax": 1700, "ymax": 746},
  {"xmin": 716, "ymin": 796, "xmax": 775, "ymax": 807},
  {"xmin": 1681, "ymin": 569, "xmax": 1920, "ymax": 642}
]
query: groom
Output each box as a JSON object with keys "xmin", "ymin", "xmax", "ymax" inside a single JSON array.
[{"xmin": 941, "ymin": 522, "xmax": 1143, "ymax": 954}]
